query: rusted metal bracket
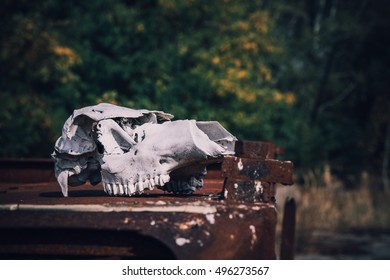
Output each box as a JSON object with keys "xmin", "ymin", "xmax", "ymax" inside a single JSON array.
[{"xmin": 221, "ymin": 141, "xmax": 293, "ymax": 203}]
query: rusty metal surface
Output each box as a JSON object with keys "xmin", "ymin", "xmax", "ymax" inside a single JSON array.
[
  {"xmin": 0, "ymin": 141, "xmax": 293, "ymax": 260},
  {"xmin": 0, "ymin": 158, "xmax": 56, "ymax": 183},
  {"xmin": 0, "ymin": 180, "xmax": 277, "ymax": 259},
  {"xmin": 221, "ymin": 157, "xmax": 293, "ymax": 184},
  {"xmin": 221, "ymin": 143, "xmax": 293, "ymax": 204}
]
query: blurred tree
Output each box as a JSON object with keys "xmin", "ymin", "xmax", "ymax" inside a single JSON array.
[
  {"xmin": 0, "ymin": 0, "xmax": 82, "ymax": 156},
  {"xmin": 267, "ymin": 0, "xmax": 390, "ymax": 185}
]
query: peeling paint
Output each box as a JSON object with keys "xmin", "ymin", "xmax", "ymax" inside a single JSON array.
[
  {"xmin": 205, "ymin": 213, "xmax": 215, "ymax": 224},
  {"xmin": 254, "ymin": 180, "xmax": 263, "ymax": 194},
  {"xmin": 237, "ymin": 159, "xmax": 244, "ymax": 170},
  {"xmin": 154, "ymin": 201, "xmax": 167, "ymax": 205},
  {"xmin": 249, "ymin": 225, "xmax": 257, "ymax": 249},
  {"xmin": 0, "ymin": 203, "xmax": 217, "ymax": 214},
  {"xmin": 176, "ymin": 219, "xmax": 204, "ymax": 230},
  {"xmin": 176, "ymin": 237, "xmax": 191, "ymax": 246}
]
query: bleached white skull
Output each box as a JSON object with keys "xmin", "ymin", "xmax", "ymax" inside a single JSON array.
[{"xmin": 52, "ymin": 103, "xmax": 236, "ymax": 197}]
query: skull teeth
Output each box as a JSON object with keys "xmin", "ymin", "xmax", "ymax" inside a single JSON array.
[
  {"xmin": 104, "ymin": 183, "xmax": 113, "ymax": 195},
  {"xmin": 128, "ymin": 183, "xmax": 135, "ymax": 194},
  {"xmin": 154, "ymin": 176, "xmax": 161, "ymax": 186},
  {"xmin": 112, "ymin": 183, "xmax": 125, "ymax": 196},
  {"xmin": 112, "ymin": 184, "xmax": 119, "ymax": 195},
  {"xmin": 144, "ymin": 179, "xmax": 151, "ymax": 189},
  {"xmin": 118, "ymin": 184, "xmax": 125, "ymax": 195},
  {"xmin": 102, "ymin": 174, "xmax": 170, "ymax": 196},
  {"xmin": 161, "ymin": 174, "xmax": 170, "ymax": 184},
  {"xmin": 135, "ymin": 181, "xmax": 142, "ymax": 192},
  {"xmin": 158, "ymin": 176, "xmax": 203, "ymax": 194}
]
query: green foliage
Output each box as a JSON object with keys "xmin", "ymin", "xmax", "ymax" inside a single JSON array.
[
  {"xmin": 267, "ymin": 0, "xmax": 390, "ymax": 179},
  {"xmin": 0, "ymin": 0, "xmax": 388, "ymax": 183}
]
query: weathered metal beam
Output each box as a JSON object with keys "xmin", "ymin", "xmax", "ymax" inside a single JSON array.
[
  {"xmin": 221, "ymin": 157, "xmax": 293, "ymax": 185},
  {"xmin": 0, "ymin": 158, "xmax": 56, "ymax": 183},
  {"xmin": 0, "ymin": 179, "xmax": 277, "ymax": 260}
]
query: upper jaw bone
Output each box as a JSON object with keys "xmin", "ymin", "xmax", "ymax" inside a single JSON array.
[{"xmin": 102, "ymin": 175, "xmax": 167, "ymax": 196}]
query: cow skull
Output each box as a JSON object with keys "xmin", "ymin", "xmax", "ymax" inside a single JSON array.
[{"xmin": 52, "ymin": 103, "xmax": 236, "ymax": 197}]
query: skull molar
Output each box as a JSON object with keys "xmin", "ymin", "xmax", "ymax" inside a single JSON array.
[{"xmin": 52, "ymin": 103, "xmax": 236, "ymax": 197}]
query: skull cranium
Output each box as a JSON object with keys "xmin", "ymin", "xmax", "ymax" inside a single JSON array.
[{"xmin": 52, "ymin": 103, "xmax": 236, "ymax": 197}]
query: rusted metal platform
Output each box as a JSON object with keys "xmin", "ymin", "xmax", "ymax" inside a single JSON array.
[{"xmin": 0, "ymin": 141, "xmax": 293, "ymax": 259}]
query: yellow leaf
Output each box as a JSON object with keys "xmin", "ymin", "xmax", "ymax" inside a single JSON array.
[
  {"xmin": 212, "ymin": 57, "xmax": 220, "ymax": 65},
  {"xmin": 53, "ymin": 46, "xmax": 79, "ymax": 65}
]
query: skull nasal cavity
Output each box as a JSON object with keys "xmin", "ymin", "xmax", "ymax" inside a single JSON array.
[{"xmin": 159, "ymin": 159, "xmax": 168, "ymax": 164}]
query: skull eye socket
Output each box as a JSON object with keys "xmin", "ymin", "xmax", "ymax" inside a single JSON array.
[
  {"xmin": 159, "ymin": 159, "xmax": 168, "ymax": 165},
  {"xmin": 97, "ymin": 143, "xmax": 104, "ymax": 154}
]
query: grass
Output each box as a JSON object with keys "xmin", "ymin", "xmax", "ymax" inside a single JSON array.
[{"xmin": 275, "ymin": 183, "xmax": 390, "ymax": 258}]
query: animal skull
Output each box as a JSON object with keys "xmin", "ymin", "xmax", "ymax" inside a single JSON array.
[{"xmin": 52, "ymin": 103, "xmax": 236, "ymax": 197}]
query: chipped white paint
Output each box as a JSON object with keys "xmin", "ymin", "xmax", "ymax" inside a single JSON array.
[
  {"xmin": 254, "ymin": 180, "xmax": 263, "ymax": 194},
  {"xmin": 52, "ymin": 103, "xmax": 236, "ymax": 197},
  {"xmin": 150, "ymin": 220, "xmax": 156, "ymax": 226},
  {"xmin": 0, "ymin": 203, "xmax": 217, "ymax": 214},
  {"xmin": 205, "ymin": 213, "xmax": 215, "ymax": 224},
  {"xmin": 237, "ymin": 158, "xmax": 244, "ymax": 171},
  {"xmin": 229, "ymin": 214, "xmax": 233, "ymax": 219},
  {"xmin": 224, "ymin": 189, "xmax": 229, "ymax": 198},
  {"xmin": 0, "ymin": 204, "xmax": 18, "ymax": 211},
  {"xmin": 176, "ymin": 219, "xmax": 204, "ymax": 230},
  {"xmin": 154, "ymin": 201, "xmax": 167, "ymax": 205},
  {"xmin": 234, "ymin": 183, "xmax": 238, "ymax": 189},
  {"xmin": 249, "ymin": 225, "xmax": 257, "ymax": 249},
  {"xmin": 175, "ymin": 237, "xmax": 191, "ymax": 246}
]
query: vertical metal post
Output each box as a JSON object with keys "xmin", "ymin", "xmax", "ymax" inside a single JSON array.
[{"xmin": 280, "ymin": 197, "xmax": 296, "ymax": 260}]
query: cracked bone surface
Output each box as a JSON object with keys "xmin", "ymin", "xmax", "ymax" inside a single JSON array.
[{"xmin": 52, "ymin": 103, "xmax": 236, "ymax": 197}]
